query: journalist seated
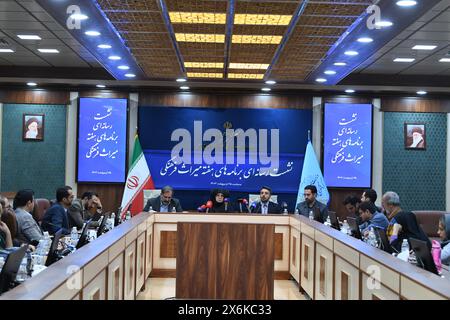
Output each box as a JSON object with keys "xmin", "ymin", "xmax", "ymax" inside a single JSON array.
[
  {"xmin": 42, "ymin": 186, "xmax": 74, "ymax": 235},
  {"xmin": 144, "ymin": 186, "xmax": 182, "ymax": 213},
  {"xmin": 438, "ymin": 213, "xmax": 450, "ymax": 266},
  {"xmin": 68, "ymin": 191, "xmax": 103, "ymax": 229},
  {"xmin": 14, "ymin": 189, "xmax": 43, "ymax": 245},
  {"xmin": 296, "ymin": 185, "xmax": 328, "ymax": 223},
  {"xmin": 358, "ymin": 201, "xmax": 389, "ymax": 235},
  {"xmin": 250, "ymin": 186, "xmax": 281, "ymax": 214},
  {"xmin": 208, "ymin": 189, "xmax": 235, "ymax": 213}
]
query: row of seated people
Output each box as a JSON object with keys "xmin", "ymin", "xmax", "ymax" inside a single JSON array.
[{"xmin": 0, "ymin": 187, "xmax": 104, "ymax": 250}]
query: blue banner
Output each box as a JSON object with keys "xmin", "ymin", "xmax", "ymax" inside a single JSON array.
[
  {"xmin": 77, "ymin": 98, "xmax": 127, "ymax": 183},
  {"xmin": 323, "ymin": 103, "xmax": 373, "ymax": 188},
  {"xmin": 139, "ymin": 107, "xmax": 312, "ymax": 192}
]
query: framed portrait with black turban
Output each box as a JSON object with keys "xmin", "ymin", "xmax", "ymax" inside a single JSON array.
[{"xmin": 23, "ymin": 114, "xmax": 44, "ymax": 141}]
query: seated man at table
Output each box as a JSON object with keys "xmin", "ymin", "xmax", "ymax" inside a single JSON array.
[
  {"xmin": 250, "ymin": 186, "xmax": 281, "ymax": 214},
  {"xmin": 143, "ymin": 186, "xmax": 183, "ymax": 213},
  {"xmin": 68, "ymin": 191, "xmax": 103, "ymax": 229},
  {"xmin": 14, "ymin": 189, "xmax": 43, "ymax": 245},
  {"xmin": 358, "ymin": 201, "xmax": 389, "ymax": 235},
  {"xmin": 42, "ymin": 186, "xmax": 74, "ymax": 235},
  {"xmin": 382, "ymin": 191, "xmax": 430, "ymax": 252},
  {"xmin": 296, "ymin": 185, "xmax": 328, "ymax": 223}
]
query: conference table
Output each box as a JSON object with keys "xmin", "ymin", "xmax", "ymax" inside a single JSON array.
[{"xmin": 1, "ymin": 212, "xmax": 449, "ymax": 300}]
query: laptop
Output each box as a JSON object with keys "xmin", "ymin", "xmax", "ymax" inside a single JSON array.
[
  {"xmin": 409, "ymin": 238, "xmax": 439, "ymax": 275},
  {"xmin": 96, "ymin": 214, "xmax": 108, "ymax": 238},
  {"xmin": 328, "ymin": 210, "xmax": 340, "ymax": 231},
  {"xmin": 0, "ymin": 245, "xmax": 27, "ymax": 294},
  {"xmin": 76, "ymin": 221, "xmax": 91, "ymax": 249},
  {"xmin": 45, "ymin": 229, "xmax": 64, "ymax": 267},
  {"xmin": 347, "ymin": 217, "xmax": 362, "ymax": 240},
  {"xmin": 374, "ymin": 228, "xmax": 392, "ymax": 254}
]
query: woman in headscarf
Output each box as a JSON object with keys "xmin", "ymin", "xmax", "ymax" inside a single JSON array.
[
  {"xmin": 208, "ymin": 189, "xmax": 235, "ymax": 213},
  {"xmin": 388, "ymin": 210, "xmax": 431, "ymax": 253},
  {"xmin": 438, "ymin": 214, "xmax": 450, "ymax": 265}
]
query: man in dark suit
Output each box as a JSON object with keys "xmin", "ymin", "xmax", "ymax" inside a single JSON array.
[
  {"xmin": 42, "ymin": 186, "xmax": 74, "ymax": 235},
  {"xmin": 251, "ymin": 186, "xmax": 281, "ymax": 214},
  {"xmin": 143, "ymin": 186, "xmax": 183, "ymax": 213},
  {"xmin": 296, "ymin": 185, "xmax": 328, "ymax": 223}
]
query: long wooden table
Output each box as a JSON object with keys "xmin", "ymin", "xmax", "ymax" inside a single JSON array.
[{"xmin": 1, "ymin": 212, "xmax": 449, "ymax": 300}]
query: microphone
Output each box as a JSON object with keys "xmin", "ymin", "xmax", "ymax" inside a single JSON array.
[
  {"xmin": 224, "ymin": 198, "xmax": 229, "ymax": 212},
  {"xmin": 281, "ymin": 202, "xmax": 288, "ymax": 214},
  {"xmin": 237, "ymin": 198, "xmax": 249, "ymax": 213},
  {"xmin": 206, "ymin": 201, "xmax": 213, "ymax": 213},
  {"xmin": 197, "ymin": 204, "xmax": 207, "ymax": 212},
  {"xmin": 249, "ymin": 201, "xmax": 257, "ymax": 214}
]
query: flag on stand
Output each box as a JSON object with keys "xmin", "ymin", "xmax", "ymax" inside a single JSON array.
[
  {"xmin": 120, "ymin": 135, "xmax": 155, "ymax": 218},
  {"xmin": 296, "ymin": 140, "xmax": 330, "ymax": 206}
]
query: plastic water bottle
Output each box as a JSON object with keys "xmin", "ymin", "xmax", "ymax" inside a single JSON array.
[
  {"xmin": 324, "ymin": 216, "xmax": 331, "ymax": 227},
  {"xmin": 341, "ymin": 220, "xmax": 349, "ymax": 235},
  {"xmin": 367, "ymin": 227, "xmax": 378, "ymax": 247},
  {"xmin": 294, "ymin": 208, "xmax": 299, "ymax": 215},
  {"xmin": 283, "ymin": 208, "xmax": 288, "ymax": 215},
  {"xmin": 401, "ymin": 239, "xmax": 409, "ymax": 253},
  {"xmin": 149, "ymin": 205, "xmax": 153, "ymax": 212},
  {"xmin": 309, "ymin": 210, "xmax": 314, "ymax": 221},
  {"xmin": 109, "ymin": 213, "xmax": 115, "ymax": 230},
  {"xmin": 126, "ymin": 210, "xmax": 131, "ymax": 220},
  {"xmin": 70, "ymin": 227, "xmax": 78, "ymax": 242},
  {"xmin": 172, "ymin": 207, "xmax": 176, "ymax": 213}
]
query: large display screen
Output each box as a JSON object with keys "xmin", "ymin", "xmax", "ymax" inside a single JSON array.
[
  {"xmin": 77, "ymin": 97, "xmax": 127, "ymax": 183},
  {"xmin": 323, "ymin": 103, "xmax": 372, "ymax": 188},
  {"xmin": 138, "ymin": 106, "xmax": 312, "ymax": 192}
]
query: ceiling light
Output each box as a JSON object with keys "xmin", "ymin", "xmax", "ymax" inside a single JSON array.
[
  {"xmin": 396, "ymin": 0, "xmax": 417, "ymax": 7},
  {"xmin": 227, "ymin": 73, "xmax": 264, "ymax": 79},
  {"xmin": 375, "ymin": 21, "xmax": 393, "ymax": 28},
  {"xmin": 96, "ymin": 84, "xmax": 106, "ymax": 88},
  {"xmin": 118, "ymin": 65, "xmax": 130, "ymax": 70},
  {"xmin": 98, "ymin": 44, "xmax": 112, "ymax": 49},
  {"xmin": 180, "ymin": 86, "xmax": 190, "ymax": 90},
  {"xmin": 345, "ymin": 89, "xmax": 355, "ymax": 93},
  {"xmin": 125, "ymin": 73, "xmax": 136, "ymax": 78},
  {"xmin": 232, "ymin": 35, "xmax": 282, "ymax": 45},
  {"xmin": 316, "ymin": 78, "xmax": 327, "ymax": 83},
  {"xmin": 184, "ymin": 62, "xmax": 223, "ymax": 68},
  {"xmin": 357, "ymin": 37, "xmax": 373, "ymax": 43},
  {"xmin": 265, "ymin": 80, "xmax": 276, "ymax": 85},
  {"xmin": 0, "ymin": 49, "xmax": 14, "ymax": 53},
  {"xmin": 85, "ymin": 31, "xmax": 101, "ymax": 37},
  {"xmin": 108, "ymin": 55, "xmax": 121, "ymax": 60},
  {"xmin": 334, "ymin": 62, "xmax": 347, "ymax": 66},
  {"xmin": 261, "ymin": 88, "xmax": 271, "ymax": 92},
  {"xmin": 38, "ymin": 49, "xmax": 59, "ymax": 53},
  {"xmin": 175, "ymin": 33, "xmax": 225, "ymax": 43},
  {"xmin": 394, "ymin": 58, "xmax": 415, "ymax": 62},
  {"xmin": 412, "ymin": 45, "xmax": 437, "ymax": 50},
  {"xmin": 234, "ymin": 14, "xmax": 292, "ymax": 26},
  {"xmin": 17, "ymin": 35, "xmax": 41, "ymax": 40},
  {"xmin": 229, "ymin": 63, "xmax": 269, "ymax": 70},
  {"xmin": 70, "ymin": 13, "xmax": 88, "ymax": 20},
  {"xmin": 417, "ymin": 91, "xmax": 427, "ymax": 95},
  {"xmin": 176, "ymin": 78, "xmax": 187, "ymax": 82},
  {"xmin": 169, "ymin": 12, "xmax": 226, "ymax": 24},
  {"xmin": 27, "ymin": 82, "xmax": 37, "ymax": 87},
  {"xmin": 439, "ymin": 58, "xmax": 450, "ymax": 62},
  {"xmin": 187, "ymin": 72, "xmax": 223, "ymax": 78},
  {"xmin": 344, "ymin": 50, "xmax": 359, "ymax": 56},
  {"xmin": 324, "ymin": 70, "xmax": 336, "ymax": 75}
]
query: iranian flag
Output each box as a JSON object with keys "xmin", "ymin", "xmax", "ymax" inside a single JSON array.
[{"xmin": 120, "ymin": 135, "xmax": 155, "ymax": 218}]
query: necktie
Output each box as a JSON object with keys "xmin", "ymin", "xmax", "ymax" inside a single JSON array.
[{"xmin": 263, "ymin": 204, "xmax": 268, "ymax": 214}]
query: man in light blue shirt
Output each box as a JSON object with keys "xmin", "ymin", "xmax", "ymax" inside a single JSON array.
[{"xmin": 358, "ymin": 201, "xmax": 389, "ymax": 234}]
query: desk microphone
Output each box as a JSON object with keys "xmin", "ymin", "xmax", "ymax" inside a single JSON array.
[
  {"xmin": 281, "ymin": 202, "xmax": 288, "ymax": 214},
  {"xmin": 224, "ymin": 198, "xmax": 229, "ymax": 212},
  {"xmin": 249, "ymin": 201, "xmax": 257, "ymax": 214},
  {"xmin": 206, "ymin": 201, "xmax": 213, "ymax": 213},
  {"xmin": 197, "ymin": 204, "xmax": 207, "ymax": 212}
]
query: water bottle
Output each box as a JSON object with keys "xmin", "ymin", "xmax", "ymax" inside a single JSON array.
[
  {"xmin": 401, "ymin": 239, "xmax": 409, "ymax": 253},
  {"xmin": 368, "ymin": 227, "xmax": 378, "ymax": 247},
  {"xmin": 283, "ymin": 208, "xmax": 288, "ymax": 215},
  {"xmin": 324, "ymin": 216, "xmax": 331, "ymax": 227},
  {"xmin": 109, "ymin": 213, "xmax": 115, "ymax": 230},
  {"xmin": 70, "ymin": 227, "xmax": 79, "ymax": 242},
  {"xmin": 172, "ymin": 207, "xmax": 176, "ymax": 213},
  {"xmin": 149, "ymin": 205, "xmax": 153, "ymax": 212},
  {"xmin": 309, "ymin": 210, "xmax": 314, "ymax": 221},
  {"xmin": 294, "ymin": 208, "xmax": 299, "ymax": 215},
  {"xmin": 126, "ymin": 210, "xmax": 131, "ymax": 220},
  {"xmin": 43, "ymin": 232, "xmax": 51, "ymax": 254},
  {"xmin": 341, "ymin": 220, "xmax": 349, "ymax": 235}
]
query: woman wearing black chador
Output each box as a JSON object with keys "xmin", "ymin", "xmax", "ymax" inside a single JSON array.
[{"xmin": 208, "ymin": 189, "xmax": 235, "ymax": 213}]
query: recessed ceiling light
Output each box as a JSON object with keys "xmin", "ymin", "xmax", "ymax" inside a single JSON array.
[
  {"xmin": 17, "ymin": 35, "xmax": 41, "ymax": 40},
  {"xmin": 227, "ymin": 73, "xmax": 264, "ymax": 79},
  {"xmin": 176, "ymin": 78, "xmax": 187, "ymax": 82},
  {"xmin": 439, "ymin": 58, "xmax": 450, "ymax": 62},
  {"xmin": 357, "ymin": 37, "xmax": 373, "ymax": 43},
  {"xmin": 334, "ymin": 62, "xmax": 347, "ymax": 66},
  {"xmin": 98, "ymin": 44, "xmax": 112, "ymax": 49},
  {"xmin": 229, "ymin": 63, "xmax": 269, "ymax": 70},
  {"xmin": 96, "ymin": 84, "xmax": 106, "ymax": 88},
  {"xmin": 70, "ymin": 13, "xmax": 88, "ymax": 20},
  {"xmin": 324, "ymin": 70, "xmax": 336, "ymax": 75},
  {"xmin": 345, "ymin": 89, "xmax": 355, "ymax": 93},
  {"xmin": 316, "ymin": 78, "xmax": 327, "ymax": 83},
  {"xmin": 393, "ymin": 58, "xmax": 415, "ymax": 62},
  {"xmin": 125, "ymin": 73, "xmax": 136, "ymax": 78},
  {"xmin": 344, "ymin": 50, "xmax": 359, "ymax": 56},
  {"xmin": 118, "ymin": 65, "xmax": 130, "ymax": 70},
  {"xmin": 265, "ymin": 80, "xmax": 276, "ymax": 85},
  {"xmin": 85, "ymin": 31, "xmax": 101, "ymax": 37},
  {"xmin": 0, "ymin": 49, "xmax": 14, "ymax": 53},
  {"xmin": 375, "ymin": 21, "xmax": 393, "ymax": 28},
  {"xmin": 417, "ymin": 90, "xmax": 427, "ymax": 95},
  {"xmin": 412, "ymin": 45, "xmax": 437, "ymax": 50},
  {"xmin": 27, "ymin": 82, "xmax": 37, "ymax": 87},
  {"xmin": 261, "ymin": 87, "xmax": 271, "ymax": 92},
  {"xmin": 38, "ymin": 49, "xmax": 59, "ymax": 53},
  {"xmin": 180, "ymin": 86, "xmax": 190, "ymax": 90},
  {"xmin": 396, "ymin": 0, "xmax": 417, "ymax": 7},
  {"xmin": 187, "ymin": 72, "xmax": 223, "ymax": 78},
  {"xmin": 108, "ymin": 55, "xmax": 121, "ymax": 60}
]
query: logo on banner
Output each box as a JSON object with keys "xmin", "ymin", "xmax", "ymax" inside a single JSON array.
[{"xmin": 127, "ymin": 176, "xmax": 140, "ymax": 190}]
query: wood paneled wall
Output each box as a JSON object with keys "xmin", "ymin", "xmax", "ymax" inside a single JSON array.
[
  {"xmin": 381, "ymin": 96, "xmax": 450, "ymax": 113},
  {"xmin": 0, "ymin": 90, "xmax": 70, "ymax": 105}
]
